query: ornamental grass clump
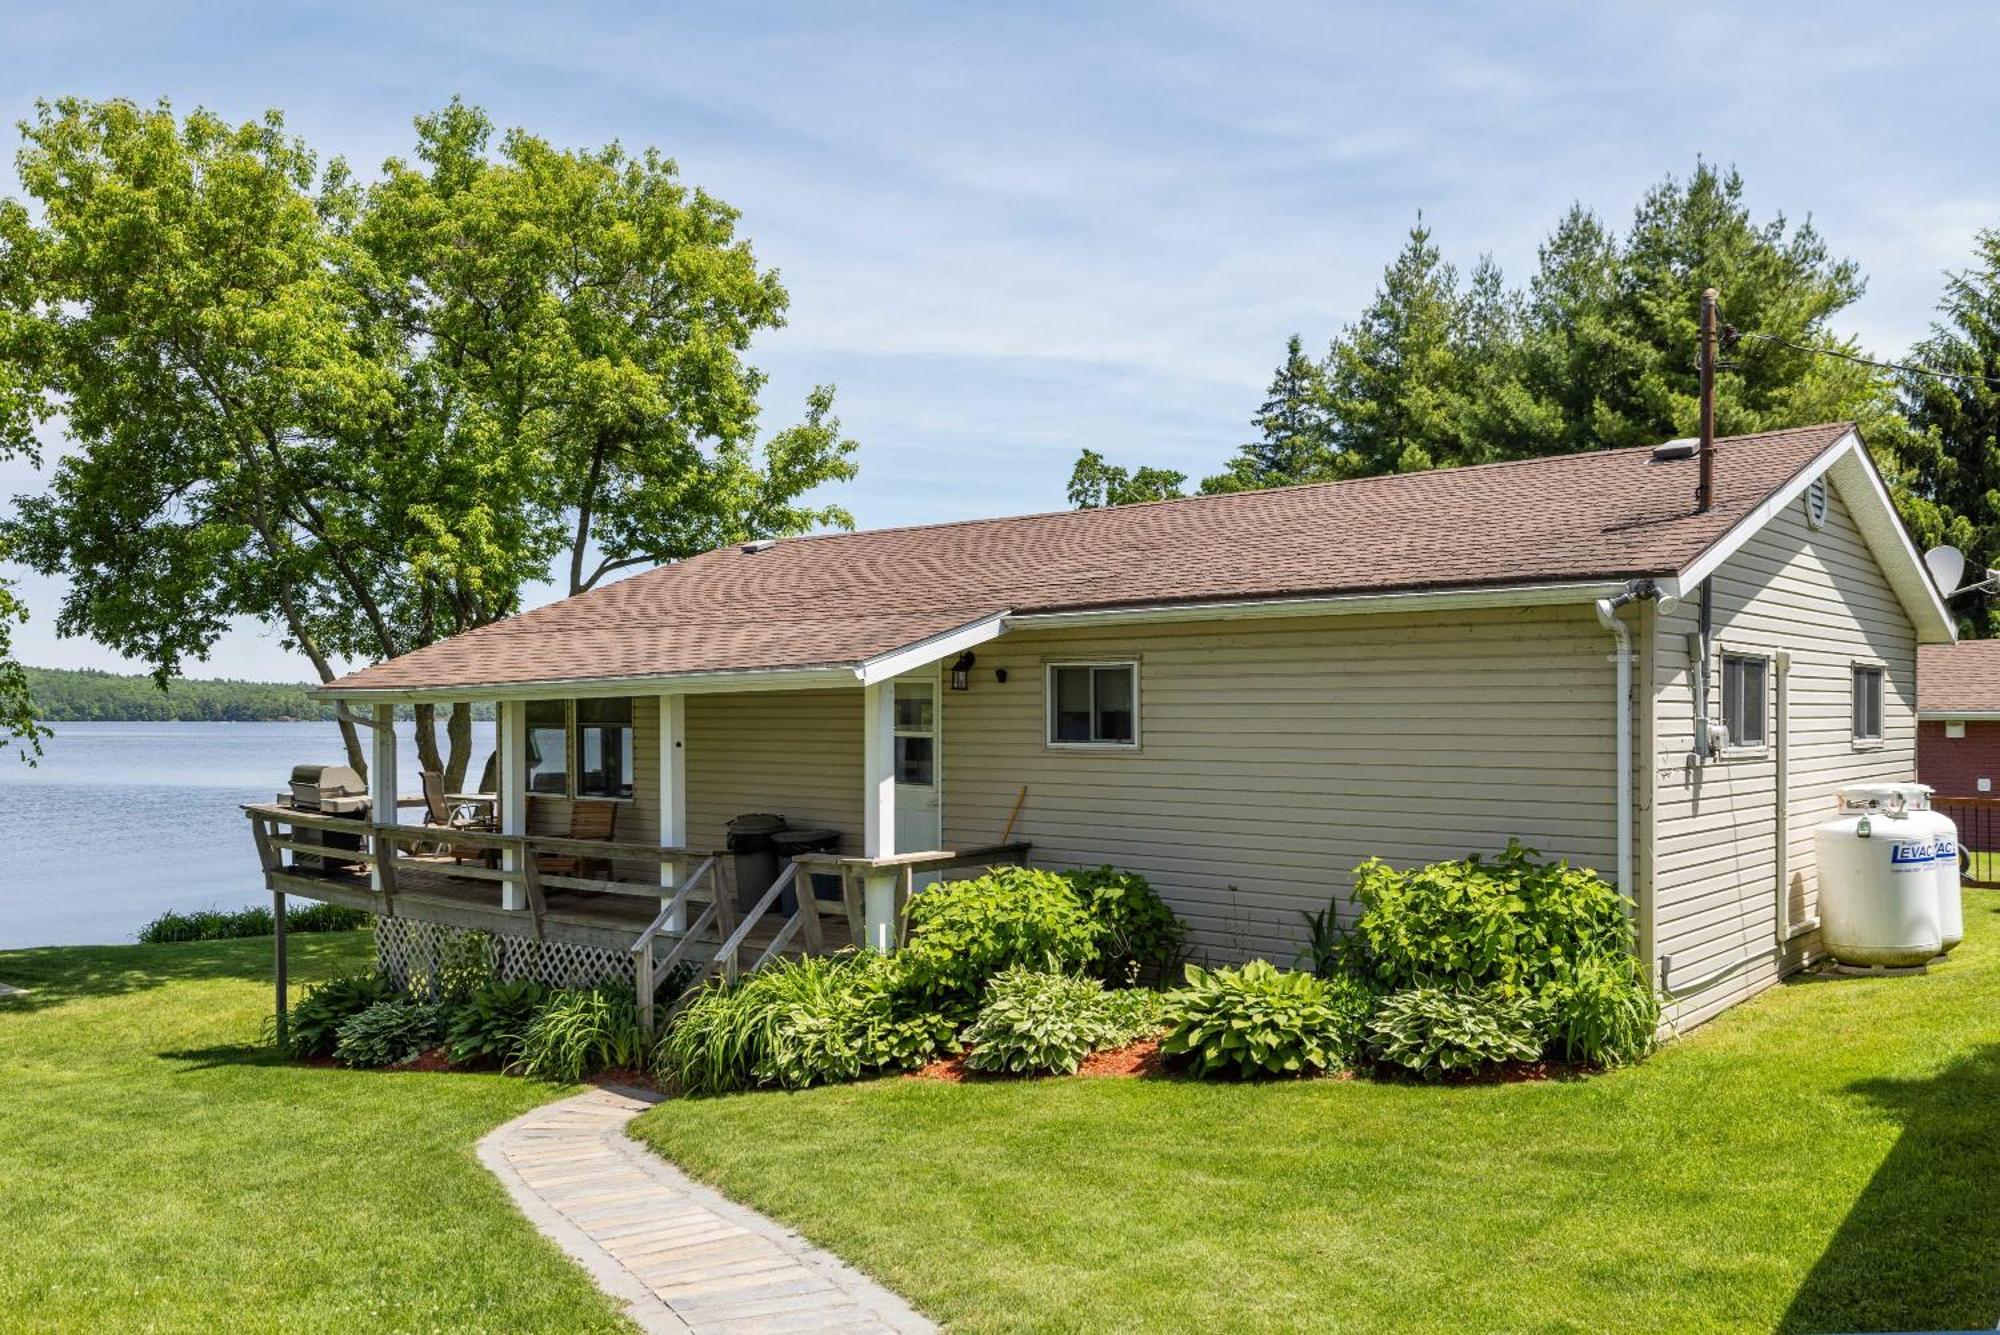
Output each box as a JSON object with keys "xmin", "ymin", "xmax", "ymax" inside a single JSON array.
[
  {"xmin": 1160, "ymin": 960, "xmax": 1370, "ymax": 1079},
  {"xmin": 1347, "ymin": 841, "xmax": 1657, "ymax": 1068},
  {"xmin": 512, "ymin": 987, "xmax": 648, "ymax": 1083},
  {"xmin": 656, "ymin": 952, "xmax": 953, "ymax": 1096}
]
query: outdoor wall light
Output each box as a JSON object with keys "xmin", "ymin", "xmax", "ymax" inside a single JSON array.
[{"xmin": 950, "ymin": 651, "xmax": 976, "ymax": 691}]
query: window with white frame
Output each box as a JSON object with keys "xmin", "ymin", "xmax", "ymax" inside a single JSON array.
[
  {"xmin": 1852, "ymin": 665, "xmax": 1884, "ymax": 743},
  {"xmin": 1720, "ymin": 653, "xmax": 1768, "ymax": 749},
  {"xmin": 1047, "ymin": 663, "xmax": 1138, "ymax": 747},
  {"xmin": 524, "ymin": 698, "xmax": 636, "ymax": 799}
]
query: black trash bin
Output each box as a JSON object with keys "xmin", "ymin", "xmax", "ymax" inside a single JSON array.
[
  {"xmin": 771, "ymin": 828, "xmax": 841, "ymax": 915},
  {"xmin": 727, "ymin": 813, "xmax": 788, "ymax": 912}
]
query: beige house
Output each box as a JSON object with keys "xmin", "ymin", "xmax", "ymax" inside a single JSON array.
[{"xmin": 250, "ymin": 421, "xmax": 1951, "ymax": 1031}]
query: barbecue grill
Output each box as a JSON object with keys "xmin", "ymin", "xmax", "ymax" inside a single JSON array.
[{"xmin": 279, "ymin": 762, "xmax": 371, "ymax": 871}]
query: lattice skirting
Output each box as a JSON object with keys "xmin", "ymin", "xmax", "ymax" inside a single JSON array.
[{"xmin": 375, "ymin": 917, "xmax": 634, "ymax": 998}]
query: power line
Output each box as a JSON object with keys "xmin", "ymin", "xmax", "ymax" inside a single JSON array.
[{"xmin": 1728, "ymin": 328, "xmax": 2000, "ymax": 390}]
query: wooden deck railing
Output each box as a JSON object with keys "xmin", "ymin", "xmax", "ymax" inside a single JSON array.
[{"xmin": 243, "ymin": 802, "xmax": 716, "ymax": 931}]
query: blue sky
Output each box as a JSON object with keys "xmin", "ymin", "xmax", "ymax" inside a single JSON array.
[{"xmin": 4, "ymin": 2, "xmax": 1998, "ymax": 679}]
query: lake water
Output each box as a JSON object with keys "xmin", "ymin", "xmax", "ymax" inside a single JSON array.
[{"xmin": 0, "ymin": 720, "xmax": 496, "ymax": 949}]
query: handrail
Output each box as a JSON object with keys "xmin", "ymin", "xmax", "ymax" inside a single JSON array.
[
  {"xmin": 242, "ymin": 806, "xmax": 714, "ymax": 863},
  {"xmin": 631, "ymin": 856, "xmax": 718, "ymax": 955},
  {"xmin": 714, "ymin": 863, "xmax": 799, "ymax": 983},
  {"xmin": 788, "ymin": 841, "xmax": 1032, "ymax": 871}
]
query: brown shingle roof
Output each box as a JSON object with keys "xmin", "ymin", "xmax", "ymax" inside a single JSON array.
[
  {"xmin": 330, "ymin": 422, "xmax": 1856, "ymax": 693},
  {"xmin": 1919, "ymin": 641, "xmax": 2000, "ymax": 714}
]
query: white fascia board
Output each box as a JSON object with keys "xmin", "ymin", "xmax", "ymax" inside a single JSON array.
[
  {"xmin": 1001, "ymin": 580, "xmax": 1630, "ymax": 632},
  {"xmin": 1662, "ymin": 431, "xmax": 1957, "ymax": 644},
  {"xmin": 1918, "ymin": 710, "xmax": 2000, "ymax": 721},
  {"xmin": 853, "ymin": 611, "xmax": 1011, "ymax": 686},
  {"xmin": 319, "ymin": 665, "xmax": 859, "ymax": 705}
]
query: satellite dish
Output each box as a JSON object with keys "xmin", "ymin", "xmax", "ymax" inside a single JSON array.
[{"xmin": 1925, "ymin": 545, "xmax": 1967, "ymax": 596}]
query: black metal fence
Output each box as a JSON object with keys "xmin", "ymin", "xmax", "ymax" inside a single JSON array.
[{"xmin": 1931, "ymin": 795, "xmax": 2000, "ymax": 889}]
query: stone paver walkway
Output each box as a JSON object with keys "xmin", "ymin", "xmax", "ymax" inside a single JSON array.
[{"xmin": 478, "ymin": 1086, "xmax": 934, "ymax": 1334}]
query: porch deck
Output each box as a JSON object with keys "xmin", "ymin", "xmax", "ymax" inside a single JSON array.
[{"xmin": 244, "ymin": 801, "xmax": 1028, "ymax": 1027}]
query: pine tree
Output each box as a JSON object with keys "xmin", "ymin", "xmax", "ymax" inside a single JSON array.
[
  {"xmin": 1898, "ymin": 230, "xmax": 2000, "ymax": 635},
  {"xmin": 1203, "ymin": 335, "xmax": 1334, "ymax": 492}
]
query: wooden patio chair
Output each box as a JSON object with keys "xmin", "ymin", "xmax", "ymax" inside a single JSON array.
[
  {"xmin": 419, "ymin": 769, "xmax": 494, "ymax": 865},
  {"xmin": 536, "ymin": 799, "xmax": 619, "ymax": 884}
]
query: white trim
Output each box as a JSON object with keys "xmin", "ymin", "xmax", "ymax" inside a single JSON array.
[
  {"xmin": 1663, "ymin": 431, "xmax": 1955, "ymax": 643},
  {"xmin": 1005, "ymin": 581, "xmax": 1627, "ymax": 633},
  {"xmin": 1849, "ymin": 660, "xmax": 1886, "ymax": 745},
  {"xmin": 1920, "ymin": 710, "xmax": 2000, "ymax": 722},
  {"xmin": 855, "ymin": 612, "xmax": 1010, "ymax": 685},
  {"xmin": 1045, "ymin": 661, "xmax": 1141, "ymax": 750},
  {"xmin": 323, "ymin": 665, "xmax": 858, "ymax": 705}
]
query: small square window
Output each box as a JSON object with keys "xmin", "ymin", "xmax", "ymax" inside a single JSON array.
[
  {"xmin": 1947, "ymin": 720, "xmax": 1967, "ymax": 740},
  {"xmin": 1047, "ymin": 664, "xmax": 1139, "ymax": 747},
  {"xmin": 1721, "ymin": 653, "xmax": 1767, "ymax": 749},
  {"xmin": 1852, "ymin": 667, "xmax": 1884, "ymax": 742}
]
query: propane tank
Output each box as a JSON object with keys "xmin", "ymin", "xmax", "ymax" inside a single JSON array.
[
  {"xmin": 1814, "ymin": 785, "xmax": 1944, "ymax": 968},
  {"xmin": 1889, "ymin": 783, "xmax": 1963, "ymax": 952}
]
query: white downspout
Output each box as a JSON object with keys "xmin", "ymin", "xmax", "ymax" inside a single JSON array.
[{"xmin": 1594, "ymin": 584, "xmax": 1651, "ymax": 899}]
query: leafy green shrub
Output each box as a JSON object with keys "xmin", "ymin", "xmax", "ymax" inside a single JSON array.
[
  {"xmin": 898, "ymin": 868, "xmax": 1100, "ymax": 1006},
  {"xmin": 286, "ymin": 971, "xmax": 400, "ymax": 1058},
  {"xmin": 657, "ymin": 953, "xmax": 952, "ymax": 1095},
  {"xmin": 333, "ymin": 998, "xmax": 445, "ymax": 1068},
  {"xmin": 1068, "ymin": 867, "xmax": 1185, "ymax": 983},
  {"xmin": 1160, "ymin": 960, "xmax": 1363, "ymax": 1079},
  {"xmin": 140, "ymin": 900, "xmax": 369, "ymax": 943},
  {"xmin": 1346, "ymin": 841, "xmax": 1655, "ymax": 1067},
  {"xmin": 1367, "ymin": 987, "xmax": 1545, "ymax": 1078},
  {"xmin": 1095, "ymin": 986, "xmax": 1172, "ymax": 1046},
  {"xmin": 961, "ymin": 968, "xmax": 1116, "ymax": 1075},
  {"xmin": 513, "ymin": 987, "xmax": 648, "ymax": 1083},
  {"xmin": 445, "ymin": 979, "xmax": 549, "ymax": 1067}
]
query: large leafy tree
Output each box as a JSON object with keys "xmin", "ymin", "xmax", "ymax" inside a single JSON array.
[
  {"xmin": 1066, "ymin": 449, "xmax": 1187, "ymax": 509},
  {"xmin": 0, "ymin": 574, "xmax": 42, "ymax": 761},
  {"xmin": 0, "ymin": 98, "xmax": 856, "ymax": 785}
]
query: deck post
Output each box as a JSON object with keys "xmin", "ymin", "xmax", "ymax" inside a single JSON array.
[
  {"xmin": 861, "ymin": 679, "xmax": 899, "ymax": 952},
  {"xmin": 273, "ymin": 889, "xmax": 289, "ymax": 1052},
  {"xmin": 369, "ymin": 703, "xmax": 398, "ymax": 899},
  {"xmin": 498, "ymin": 699, "xmax": 528, "ymax": 912},
  {"xmin": 658, "ymin": 692, "xmax": 687, "ymax": 930}
]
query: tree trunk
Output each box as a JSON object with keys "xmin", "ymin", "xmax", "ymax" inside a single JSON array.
[
  {"xmin": 413, "ymin": 702, "xmax": 445, "ymax": 782},
  {"xmin": 443, "ymin": 702, "xmax": 475, "ymax": 792}
]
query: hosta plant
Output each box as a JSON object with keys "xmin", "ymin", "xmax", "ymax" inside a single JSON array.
[
  {"xmin": 1160, "ymin": 960, "xmax": 1362, "ymax": 1079},
  {"xmin": 284, "ymin": 971, "xmax": 400, "ymax": 1059},
  {"xmin": 445, "ymin": 978, "xmax": 549, "ymax": 1067},
  {"xmin": 333, "ymin": 997, "xmax": 445, "ymax": 1069},
  {"xmin": 961, "ymin": 968, "xmax": 1116, "ymax": 1076},
  {"xmin": 1367, "ymin": 986, "xmax": 1545, "ymax": 1079}
]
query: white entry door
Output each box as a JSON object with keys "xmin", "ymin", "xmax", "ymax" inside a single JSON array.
[{"xmin": 893, "ymin": 676, "xmax": 941, "ymax": 854}]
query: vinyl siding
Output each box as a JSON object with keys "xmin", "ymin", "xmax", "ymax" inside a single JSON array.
[
  {"xmin": 941, "ymin": 606, "xmax": 1619, "ymax": 965},
  {"xmin": 682, "ymin": 689, "xmax": 865, "ymax": 852},
  {"xmin": 1650, "ymin": 475, "xmax": 1918, "ymax": 1029}
]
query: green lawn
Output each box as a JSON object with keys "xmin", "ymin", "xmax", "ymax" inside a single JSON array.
[
  {"xmin": 635, "ymin": 891, "xmax": 2000, "ymax": 1334},
  {"xmin": 0, "ymin": 932, "xmax": 627, "ymax": 1333}
]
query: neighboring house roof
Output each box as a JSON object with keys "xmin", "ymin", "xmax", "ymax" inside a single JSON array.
[
  {"xmin": 1919, "ymin": 641, "xmax": 2000, "ymax": 717},
  {"xmin": 326, "ymin": 421, "xmax": 1952, "ymax": 698}
]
